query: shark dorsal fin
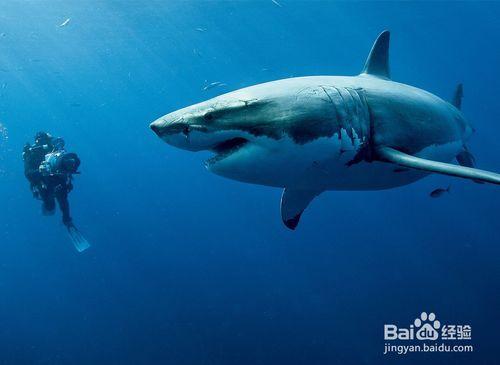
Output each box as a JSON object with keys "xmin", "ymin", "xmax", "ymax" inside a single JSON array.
[
  {"xmin": 452, "ymin": 83, "xmax": 463, "ymax": 110},
  {"xmin": 361, "ymin": 30, "xmax": 391, "ymax": 80}
]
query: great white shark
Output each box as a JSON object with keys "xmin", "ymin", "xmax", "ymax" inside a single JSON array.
[{"xmin": 150, "ymin": 31, "xmax": 500, "ymax": 229}]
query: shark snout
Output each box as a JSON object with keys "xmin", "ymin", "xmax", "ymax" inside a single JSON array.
[
  {"xmin": 150, "ymin": 117, "xmax": 166, "ymax": 136},
  {"xmin": 150, "ymin": 113, "xmax": 236, "ymax": 153},
  {"xmin": 150, "ymin": 116, "xmax": 187, "ymax": 137},
  {"xmin": 150, "ymin": 115, "xmax": 202, "ymax": 151},
  {"xmin": 150, "ymin": 122, "xmax": 162, "ymax": 136},
  {"xmin": 150, "ymin": 111, "xmax": 254, "ymax": 160}
]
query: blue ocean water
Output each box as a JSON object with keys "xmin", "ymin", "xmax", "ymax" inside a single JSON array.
[{"xmin": 0, "ymin": 1, "xmax": 499, "ymax": 364}]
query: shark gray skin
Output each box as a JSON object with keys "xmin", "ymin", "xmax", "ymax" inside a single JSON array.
[{"xmin": 151, "ymin": 31, "xmax": 500, "ymax": 230}]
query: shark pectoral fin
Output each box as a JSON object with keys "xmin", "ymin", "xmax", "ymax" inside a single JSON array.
[
  {"xmin": 456, "ymin": 146, "xmax": 476, "ymax": 168},
  {"xmin": 456, "ymin": 147, "xmax": 485, "ymax": 184},
  {"xmin": 280, "ymin": 188, "xmax": 322, "ymax": 230},
  {"xmin": 377, "ymin": 146, "xmax": 500, "ymax": 185}
]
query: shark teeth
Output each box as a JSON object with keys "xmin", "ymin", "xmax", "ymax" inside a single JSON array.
[{"xmin": 206, "ymin": 137, "xmax": 248, "ymax": 166}]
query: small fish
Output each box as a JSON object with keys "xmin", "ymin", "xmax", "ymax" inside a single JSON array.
[
  {"xmin": 430, "ymin": 185, "xmax": 451, "ymax": 198},
  {"xmin": 193, "ymin": 48, "xmax": 202, "ymax": 58},
  {"xmin": 0, "ymin": 123, "xmax": 8, "ymax": 145},
  {"xmin": 271, "ymin": 0, "xmax": 282, "ymax": 7},
  {"xmin": 195, "ymin": 27, "xmax": 206, "ymax": 32},
  {"xmin": 59, "ymin": 18, "xmax": 71, "ymax": 27},
  {"xmin": 203, "ymin": 81, "xmax": 226, "ymax": 91}
]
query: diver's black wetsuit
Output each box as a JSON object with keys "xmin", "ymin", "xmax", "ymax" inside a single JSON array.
[
  {"xmin": 37, "ymin": 174, "xmax": 73, "ymax": 225},
  {"xmin": 23, "ymin": 133, "xmax": 74, "ymax": 226}
]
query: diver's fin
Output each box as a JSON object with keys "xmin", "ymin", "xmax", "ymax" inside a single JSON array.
[
  {"xmin": 361, "ymin": 30, "xmax": 391, "ymax": 80},
  {"xmin": 452, "ymin": 83, "xmax": 463, "ymax": 110},
  {"xmin": 280, "ymin": 188, "xmax": 322, "ymax": 230},
  {"xmin": 67, "ymin": 224, "xmax": 91, "ymax": 253},
  {"xmin": 377, "ymin": 146, "xmax": 500, "ymax": 185}
]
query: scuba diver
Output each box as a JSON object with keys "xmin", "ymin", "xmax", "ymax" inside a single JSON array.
[{"xmin": 23, "ymin": 132, "xmax": 90, "ymax": 252}]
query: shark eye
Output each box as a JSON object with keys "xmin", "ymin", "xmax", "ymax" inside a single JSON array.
[{"xmin": 204, "ymin": 112, "xmax": 214, "ymax": 121}]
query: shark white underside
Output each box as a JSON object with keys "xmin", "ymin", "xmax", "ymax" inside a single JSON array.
[{"xmin": 150, "ymin": 30, "xmax": 500, "ymax": 230}]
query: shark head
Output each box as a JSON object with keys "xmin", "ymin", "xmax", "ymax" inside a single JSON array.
[
  {"xmin": 150, "ymin": 91, "xmax": 274, "ymax": 179},
  {"xmin": 150, "ymin": 95, "xmax": 262, "ymax": 151},
  {"xmin": 150, "ymin": 80, "xmax": 372, "ymax": 187}
]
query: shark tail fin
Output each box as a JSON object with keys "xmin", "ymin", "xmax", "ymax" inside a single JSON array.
[
  {"xmin": 452, "ymin": 83, "xmax": 464, "ymax": 110},
  {"xmin": 377, "ymin": 146, "xmax": 500, "ymax": 185},
  {"xmin": 361, "ymin": 30, "xmax": 391, "ymax": 80}
]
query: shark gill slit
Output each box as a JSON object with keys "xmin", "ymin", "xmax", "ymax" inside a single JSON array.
[{"xmin": 334, "ymin": 87, "xmax": 373, "ymax": 166}]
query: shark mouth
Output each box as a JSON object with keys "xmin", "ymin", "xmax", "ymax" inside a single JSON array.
[{"xmin": 206, "ymin": 137, "xmax": 249, "ymax": 166}]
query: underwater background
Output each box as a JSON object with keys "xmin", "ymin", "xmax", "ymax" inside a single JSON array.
[{"xmin": 0, "ymin": 1, "xmax": 499, "ymax": 364}]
